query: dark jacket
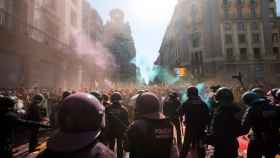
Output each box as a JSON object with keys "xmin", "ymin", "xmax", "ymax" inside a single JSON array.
[
  {"xmin": 207, "ymin": 104, "xmax": 244, "ymax": 158},
  {"xmin": 163, "ymin": 97, "xmax": 181, "ymax": 119},
  {"xmin": 27, "ymin": 102, "xmax": 42, "ymax": 122},
  {"xmin": 126, "ymin": 118, "xmax": 176, "ymax": 158},
  {"xmin": 242, "ymin": 100, "xmax": 280, "ymax": 154},
  {"xmin": 105, "ymin": 103, "xmax": 129, "ymax": 137},
  {"xmin": 0, "ymin": 111, "xmax": 48, "ymax": 158},
  {"xmin": 208, "ymin": 104, "xmax": 244, "ymax": 146},
  {"xmin": 178, "ymin": 97, "xmax": 210, "ymax": 135}
]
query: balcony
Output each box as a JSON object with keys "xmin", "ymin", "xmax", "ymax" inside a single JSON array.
[{"xmin": 0, "ymin": 8, "xmax": 73, "ymax": 54}]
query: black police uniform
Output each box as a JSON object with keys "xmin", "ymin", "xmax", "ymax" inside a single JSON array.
[
  {"xmin": 242, "ymin": 99, "xmax": 280, "ymax": 158},
  {"xmin": 178, "ymin": 96, "xmax": 209, "ymax": 158},
  {"xmin": 27, "ymin": 101, "xmax": 43, "ymax": 152},
  {"xmin": 208, "ymin": 104, "xmax": 244, "ymax": 158},
  {"xmin": 106, "ymin": 103, "xmax": 129, "ymax": 158},
  {"xmin": 163, "ymin": 96, "xmax": 182, "ymax": 150},
  {"xmin": 126, "ymin": 118, "xmax": 175, "ymax": 158},
  {"xmin": 0, "ymin": 110, "xmax": 48, "ymax": 158}
]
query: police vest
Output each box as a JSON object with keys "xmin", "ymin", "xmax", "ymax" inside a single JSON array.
[{"xmin": 130, "ymin": 119, "xmax": 174, "ymax": 158}]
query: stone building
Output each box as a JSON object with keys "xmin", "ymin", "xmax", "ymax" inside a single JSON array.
[
  {"xmin": 82, "ymin": 1, "xmax": 103, "ymax": 42},
  {"xmin": 0, "ymin": 0, "xmax": 91, "ymax": 90},
  {"xmin": 103, "ymin": 9, "xmax": 137, "ymax": 82},
  {"xmin": 158, "ymin": 0, "xmax": 280, "ymax": 84},
  {"xmin": 81, "ymin": 0, "xmax": 105, "ymax": 89}
]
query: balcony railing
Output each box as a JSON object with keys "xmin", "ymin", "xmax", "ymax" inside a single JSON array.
[{"xmin": 0, "ymin": 8, "xmax": 73, "ymax": 53}]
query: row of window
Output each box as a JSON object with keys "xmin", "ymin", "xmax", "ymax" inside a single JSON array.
[
  {"xmin": 192, "ymin": 32, "xmax": 201, "ymax": 48},
  {"xmin": 224, "ymin": 6, "xmax": 257, "ymax": 18},
  {"xmin": 273, "ymin": 47, "xmax": 280, "ymax": 59},
  {"xmin": 223, "ymin": 0, "xmax": 257, "ymax": 6},
  {"xmin": 224, "ymin": 22, "xmax": 259, "ymax": 32},
  {"xmin": 225, "ymin": 33, "xmax": 260, "ymax": 44},
  {"xmin": 226, "ymin": 47, "xmax": 261, "ymax": 60},
  {"xmin": 226, "ymin": 46, "xmax": 280, "ymax": 61},
  {"xmin": 191, "ymin": 51, "xmax": 203, "ymax": 65},
  {"xmin": 225, "ymin": 32, "xmax": 280, "ymax": 45},
  {"xmin": 272, "ymin": 33, "xmax": 280, "ymax": 43}
]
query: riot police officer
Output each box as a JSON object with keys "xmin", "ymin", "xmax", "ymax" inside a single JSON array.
[
  {"xmin": 241, "ymin": 91, "xmax": 280, "ymax": 158},
  {"xmin": 177, "ymin": 86, "xmax": 209, "ymax": 158},
  {"xmin": 125, "ymin": 92, "xmax": 179, "ymax": 158},
  {"xmin": 49, "ymin": 91, "xmax": 71, "ymax": 129},
  {"xmin": 36, "ymin": 93, "xmax": 116, "ymax": 158},
  {"xmin": 26, "ymin": 94, "xmax": 45, "ymax": 152},
  {"xmin": 163, "ymin": 91, "xmax": 182, "ymax": 150},
  {"xmin": 106, "ymin": 92, "xmax": 129, "ymax": 158},
  {"xmin": 0, "ymin": 96, "xmax": 48, "ymax": 158},
  {"xmin": 207, "ymin": 87, "xmax": 244, "ymax": 158}
]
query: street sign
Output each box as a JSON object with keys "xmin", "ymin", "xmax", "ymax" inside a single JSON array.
[{"xmin": 174, "ymin": 66, "xmax": 188, "ymax": 77}]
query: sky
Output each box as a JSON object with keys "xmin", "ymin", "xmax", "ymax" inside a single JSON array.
[
  {"xmin": 89, "ymin": 0, "xmax": 280, "ymax": 66},
  {"xmin": 278, "ymin": 0, "xmax": 280, "ymax": 15},
  {"xmin": 88, "ymin": 0, "xmax": 177, "ymax": 66}
]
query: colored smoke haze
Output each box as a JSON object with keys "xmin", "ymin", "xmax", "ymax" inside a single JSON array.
[
  {"xmin": 73, "ymin": 32, "xmax": 116, "ymax": 71},
  {"xmin": 130, "ymin": 54, "xmax": 157, "ymax": 84},
  {"xmin": 180, "ymin": 83, "xmax": 211, "ymax": 107},
  {"xmin": 196, "ymin": 83, "xmax": 211, "ymax": 106},
  {"xmin": 131, "ymin": 55, "xmax": 179, "ymax": 84}
]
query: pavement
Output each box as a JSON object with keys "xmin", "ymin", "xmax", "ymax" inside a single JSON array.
[
  {"xmin": 12, "ymin": 133, "xmax": 279, "ymax": 158},
  {"xmin": 13, "ymin": 137, "xmax": 48, "ymax": 158}
]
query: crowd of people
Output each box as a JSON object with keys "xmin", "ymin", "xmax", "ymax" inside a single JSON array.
[{"xmin": 0, "ymin": 83, "xmax": 280, "ymax": 158}]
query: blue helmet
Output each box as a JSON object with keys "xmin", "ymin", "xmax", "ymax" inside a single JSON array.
[{"xmin": 242, "ymin": 91, "xmax": 260, "ymax": 105}]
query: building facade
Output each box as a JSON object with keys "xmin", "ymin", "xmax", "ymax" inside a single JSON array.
[
  {"xmin": 103, "ymin": 9, "xmax": 137, "ymax": 82},
  {"xmin": 158, "ymin": 0, "xmax": 280, "ymax": 84},
  {"xmin": 0, "ymin": 0, "xmax": 93, "ymax": 90},
  {"xmin": 81, "ymin": 0, "xmax": 105, "ymax": 89},
  {"xmin": 82, "ymin": 0, "xmax": 103, "ymax": 42}
]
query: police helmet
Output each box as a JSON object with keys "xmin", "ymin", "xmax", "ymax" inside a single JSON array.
[
  {"xmin": 48, "ymin": 93, "xmax": 105, "ymax": 152},
  {"xmin": 187, "ymin": 86, "xmax": 199, "ymax": 97},
  {"xmin": 32, "ymin": 93, "xmax": 44, "ymax": 104},
  {"xmin": 0, "ymin": 96, "xmax": 16, "ymax": 110},
  {"xmin": 135, "ymin": 92, "xmax": 161, "ymax": 116},
  {"xmin": 242, "ymin": 91, "xmax": 260, "ymax": 105},
  {"xmin": 215, "ymin": 87, "xmax": 234, "ymax": 103},
  {"xmin": 110, "ymin": 91, "xmax": 122, "ymax": 102}
]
